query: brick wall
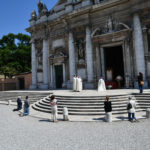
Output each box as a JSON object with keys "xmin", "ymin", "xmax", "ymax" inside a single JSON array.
[{"xmin": 0, "ymin": 73, "xmax": 32, "ymax": 91}]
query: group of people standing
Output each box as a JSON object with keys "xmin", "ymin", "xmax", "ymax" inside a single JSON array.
[
  {"xmin": 13, "ymin": 96, "xmax": 30, "ymax": 116},
  {"xmin": 104, "ymin": 95, "xmax": 137, "ymax": 122},
  {"xmin": 72, "ymin": 75, "xmax": 106, "ymax": 92},
  {"xmin": 73, "ymin": 75, "xmax": 83, "ymax": 92},
  {"xmin": 50, "ymin": 94, "xmax": 137, "ymax": 123}
]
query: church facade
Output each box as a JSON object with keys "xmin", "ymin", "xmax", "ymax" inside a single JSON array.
[{"xmin": 27, "ymin": 0, "xmax": 150, "ymax": 89}]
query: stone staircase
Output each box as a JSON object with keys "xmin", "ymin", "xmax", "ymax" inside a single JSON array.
[
  {"xmin": 0, "ymin": 91, "xmax": 51, "ymax": 104},
  {"xmin": 32, "ymin": 93, "xmax": 150, "ymax": 115}
]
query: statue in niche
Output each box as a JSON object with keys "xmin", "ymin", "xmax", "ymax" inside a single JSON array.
[
  {"xmin": 78, "ymin": 43, "xmax": 84, "ymax": 58},
  {"xmin": 36, "ymin": 48, "xmax": 43, "ymax": 70},
  {"xmin": 107, "ymin": 16, "xmax": 113, "ymax": 32},
  {"xmin": 77, "ymin": 39, "xmax": 85, "ymax": 61}
]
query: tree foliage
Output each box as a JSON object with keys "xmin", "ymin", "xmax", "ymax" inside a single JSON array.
[{"xmin": 0, "ymin": 33, "xmax": 31, "ymax": 78}]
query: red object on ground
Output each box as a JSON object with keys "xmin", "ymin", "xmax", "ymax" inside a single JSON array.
[{"xmin": 105, "ymin": 81, "xmax": 117, "ymax": 89}]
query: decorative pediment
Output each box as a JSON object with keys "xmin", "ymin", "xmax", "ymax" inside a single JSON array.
[
  {"xmin": 91, "ymin": 16, "xmax": 130, "ymax": 37},
  {"xmin": 50, "ymin": 48, "xmax": 67, "ymax": 59}
]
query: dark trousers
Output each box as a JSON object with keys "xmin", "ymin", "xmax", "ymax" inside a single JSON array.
[
  {"xmin": 128, "ymin": 112, "xmax": 136, "ymax": 120},
  {"xmin": 139, "ymin": 85, "xmax": 143, "ymax": 93}
]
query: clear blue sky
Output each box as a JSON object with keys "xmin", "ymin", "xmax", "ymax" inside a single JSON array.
[{"xmin": 0, "ymin": 0, "xmax": 58, "ymax": 38}]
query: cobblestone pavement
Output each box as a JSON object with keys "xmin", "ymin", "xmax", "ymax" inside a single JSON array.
[{"xmin": 0, "ymin": 104, "xmax": 150, "ymax": 150}]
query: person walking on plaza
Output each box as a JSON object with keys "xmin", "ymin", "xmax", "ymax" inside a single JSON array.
[
  {"xmin": 104, "ymin": 96, "xmax": 112, "ymax": 122},
  {"xmin": 137, "ymin": 72, "xmax": 144, "ymax": 93},
  {"xmin": 50, "ymin": 95, "xmax": 58, "ymax": 122},
  {"xmin": 22, "ymin": 96, "xmax": 30, "ymax": 116},
  {"xmin": 13, "ymin": 96, "xmax": 22, "ymax": 111},
  {"xmin": 127, "ymin": 96, "xmax": 136, "ymax": 122}
]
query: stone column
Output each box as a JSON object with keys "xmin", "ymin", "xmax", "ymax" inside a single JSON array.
[
  {"xmin": 86, "ymin": 26, "xmax": 94, "ymax": 82},
  {"xmin": 63, "ymin": 63, "xmax": 66, "ymax": 82},
  {"xmin": 30, "ymin": 41, "xmax": 37, "ymax": 89},
  {"xmin": 42, "ymin": 38, "xmax": 49, "ymax": 89},
  {"xmin": 133, "ymin": 14, "xmax": 146, "ymax": 80},
  {"xmin": 124, "ymin": 40, "xmax": 132, "ymax": 88},
  {"xmin": 96, "ymin": 45, "xmax": 101, "ymax": 78},
  {"xmin": 68, "ymin": 31, "xmax": 76, "ymax": 82},
  {"xmin": 100, "ymin": 47, "xmax": 105, "ymax": 80}
]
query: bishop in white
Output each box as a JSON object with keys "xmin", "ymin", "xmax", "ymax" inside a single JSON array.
[{"xmin": 98, "ymin": 78, "xmax": 106, "ymax": 92}]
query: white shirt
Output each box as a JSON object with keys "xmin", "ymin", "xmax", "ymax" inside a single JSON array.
[
  {"xmin": 127, "ymin": 100, "xmax": 136, "ymax": 113},
  {"xmin": 51, "ymin": 99, "xmax": 57, "ymax": 108}
]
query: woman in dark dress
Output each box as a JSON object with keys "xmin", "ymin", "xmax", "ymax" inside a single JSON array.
[{"xmin": 104, "ymin": 96, "xmax": 112, "ymax": 113}]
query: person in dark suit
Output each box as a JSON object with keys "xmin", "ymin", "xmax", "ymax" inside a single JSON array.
[
  {"xmin": 137, "ymin": 72, "xmax": 144, "ymax": 93},
  {"xmin": 13, "ymin": 96, "xmax": 22, "ymax": 111},
  {"xmin": 104, "ymin": 96, "xmax": 112, "ymax": 113}
]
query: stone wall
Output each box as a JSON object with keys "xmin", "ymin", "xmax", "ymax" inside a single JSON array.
[{"xmin": 0, "ymin": 73, "xmax": 32, "ymax": 91}]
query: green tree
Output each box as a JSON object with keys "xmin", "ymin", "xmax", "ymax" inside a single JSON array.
[{"xmin": 0, "ymin": 33, "xmax": 31, "ymax": 78}]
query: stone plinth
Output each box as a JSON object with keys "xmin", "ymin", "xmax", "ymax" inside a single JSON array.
[
  {"xmin": 146, "ymin": 109, "xmax": 150, "ymax": 118},
  {"xmin": 105, "ymin": 112, "xmax": 112, "ymax": 122}
]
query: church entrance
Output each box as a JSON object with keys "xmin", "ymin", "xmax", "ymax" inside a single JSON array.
[
  {"xmin": 104, "ymin": 46, "xmax": 124, "ymax": 88},
  {"xmin": 55, "ymin": 65, "xmax": 63, "ymax": 89}
]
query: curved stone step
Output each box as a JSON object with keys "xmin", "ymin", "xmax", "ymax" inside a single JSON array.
[
  {"xmin": 34, "ymin": 102, "xmax": 143, "ymax": 112},
  {"xmin": 32, "ymin": 93, "xmax": 150, "ymax": 115},
  {"xmin": 32, "ymin": 104, "xmax": 145, "ymax": 115}
]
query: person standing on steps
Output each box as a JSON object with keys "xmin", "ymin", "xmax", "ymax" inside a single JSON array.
[
  {"xmin": 50, "ymin": 95, "xmax": 58, "ymax": 122},
  {"xmin": 137, "ymin": 72, "xmax": 144, "ymax": 93},
  {"xmin": 127, "ymin": 96, "xmax": 136, "ymax": 122},
  {"xmin": 73, "ymin": 75, "xmax": 77, "ymax": 91},
  {"xmin": 98, "ymin": 77, "xmax": 106, "ymax": 92}
]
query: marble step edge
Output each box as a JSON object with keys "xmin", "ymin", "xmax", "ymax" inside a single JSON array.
[
  {"xmin": 32, "ymin": 105, "xmax": 145, "ymax": 115},
  {"xmin": 41, "ymin": 98, "xmax": 129, "ymax": 103},
  {"xmin": 34, "ymin": 103, "xmax": 147, "ymax": 112},
  {"xmin": 38, "ymin": 101, "xmax": 143, "ymax": 108}
]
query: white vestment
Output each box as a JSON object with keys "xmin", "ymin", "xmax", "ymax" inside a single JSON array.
[
  {"xmin": 76, "ymin": 78, "xmax": 83, "ymax": 92},
  {"xmin": 73, "ymin": 77, "xmax": 77, "ymax": 91},
  {"xmin": 98, "ymin": 79, "xmax": 106, "ymax": 92}
]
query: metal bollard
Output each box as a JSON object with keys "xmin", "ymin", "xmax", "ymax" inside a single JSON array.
[
  {"xmin": 105, "ymin": 112, "xmax": 112, "ymax": 122},
  {"xmin": 63, "ymin": 107, "xmax": 69, "ymax": 121},
  {"xmin": 8, "ymin": 100, "xmax": 12, "ymax": 105},
  {"xmin": 146, "ymin": 109, "xmax": 150, "ymax": 118}
]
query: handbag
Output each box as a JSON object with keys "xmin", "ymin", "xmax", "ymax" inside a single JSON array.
[{"xmin": 140, "ymin": 81, "xmax": 144, "ymax": 85}]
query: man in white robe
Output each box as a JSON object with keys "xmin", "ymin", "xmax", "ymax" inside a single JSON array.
[
  {"xmin": 73, "ymin": 75, "xmax": 77, "ymax": 91},
  {"xmin": 76, "ymin": 76, "xmax": 83, "ymax": 92},
  {"xmin": 98, "ymin": 78, "xmax": 106, "ymax": 92}
]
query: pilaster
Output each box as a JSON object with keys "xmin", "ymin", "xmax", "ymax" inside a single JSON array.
[
  {"xmin": 68, "ymin": 31, "xmax": 76, "ymax": 82},
  {"xmin": 30, "ymin": 40, "xmax": 37, "ymax": 89},
  {"xmin": 42, "ymin": 38, "xmax": 49, "ymax": 89},
  {"xmin": 133, "ymin": 13, "xmax": 147, "ymax": 87}
]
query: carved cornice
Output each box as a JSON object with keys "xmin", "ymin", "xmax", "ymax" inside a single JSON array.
[{"xmin": 92, "ymin": 29, "xmax": 132, "ymax": 44}]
